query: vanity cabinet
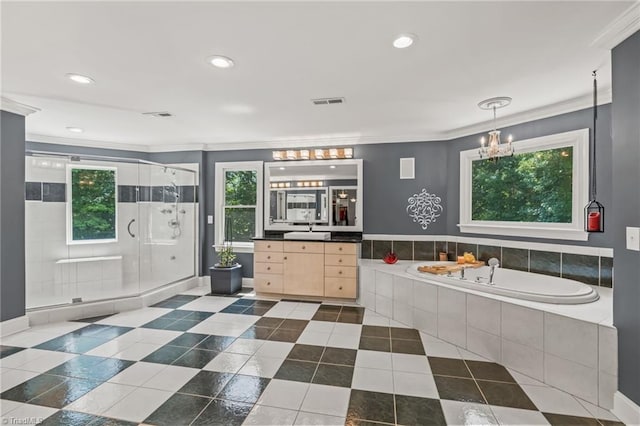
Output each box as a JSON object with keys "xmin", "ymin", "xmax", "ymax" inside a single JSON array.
[{"xmin": 253, "ymin": 240, "xmax": 358, "ymax": 299}]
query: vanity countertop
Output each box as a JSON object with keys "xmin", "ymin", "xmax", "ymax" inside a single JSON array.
[{"xmin": 253, "ymin": 236, "xmax": 362, "ymax": 243}]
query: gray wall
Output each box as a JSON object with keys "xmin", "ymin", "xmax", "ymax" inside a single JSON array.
[
  {"xmin": 1, "ymin": 111, "xmax": 26, "ymax": 321},
  {"xmin": 445, "ymin": 105, "xmax": 614, "ymax": 248},
  {"xmin": 612, "ymin": 30, "xmax": 640, "ymax": 406}
]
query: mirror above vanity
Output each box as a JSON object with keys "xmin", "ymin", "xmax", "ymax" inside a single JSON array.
[{"xmin": 264, "ymin": 159, "xmax": 363, "ymax": 232}]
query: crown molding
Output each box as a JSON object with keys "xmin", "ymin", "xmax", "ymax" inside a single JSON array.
[
  {"xmin": 591, "ymin": 1, "xmax": 640, "ymax": 49},
  {"xmin": 27, "ymin": 133, "xmax": 149, "ymax": 153},
  {"xmin": 1, "ymin": 97, "xmax": 40, "ymax": 116}
]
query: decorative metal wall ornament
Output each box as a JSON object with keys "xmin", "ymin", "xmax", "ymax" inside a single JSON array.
[{"xmin": 406, "ymin": 189, "xmax": 444, "ymax": 230}]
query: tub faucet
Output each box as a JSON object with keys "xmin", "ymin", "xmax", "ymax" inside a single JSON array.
[
  {"xmin": 488, "ymin": 258, "xmax": 500, "ymax": 285},
  {"xmin": 459, "ymin": 268, "xmax": 465, "ymax": 280}
]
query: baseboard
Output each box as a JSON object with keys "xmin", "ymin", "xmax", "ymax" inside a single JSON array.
[
  {"xmin": 0, "ymin": 315, "xmax": 30, "ymax": 337},
  {"xmin": 613, "ymin": 391, "xmax": 640, "ymax": 426},
  {"xmin": 242, "ymin": 278, "xmax": 254, "ymax": 288}
]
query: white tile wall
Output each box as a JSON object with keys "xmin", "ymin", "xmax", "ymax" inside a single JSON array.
[
  {"xmin": 598, "ymin": 325, "xmax": 618, "ymax": 376},
  {"xmin": 501, "ymin": 338, "xmax": 544, "ymax": 381},
  {"xmin": 501, "ymin": 304, "xmax": 544, "ymax": 350},
  {"xmin": 544, "ymin": 353, "xmax": 598, "ymax": 404},
  {"xmin": 467, "ymin": 326, "xmax": 501, "ymax": 361},
  {"xmin": 467, "ymin": 294, "xmax": 500, "ymax": 335},
  {"xmin": 544, "ymin": 313, "xmax": 598, "ymax": 369}
]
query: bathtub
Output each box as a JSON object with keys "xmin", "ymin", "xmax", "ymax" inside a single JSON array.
[{"xmin": 405, "ymin": 262, "xmax": 599, "ymax": 304}]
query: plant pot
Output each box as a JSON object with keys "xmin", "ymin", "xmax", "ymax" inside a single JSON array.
[{"xmin": 209, "ymin": 263, "xmax": 243, "ymax": 295}]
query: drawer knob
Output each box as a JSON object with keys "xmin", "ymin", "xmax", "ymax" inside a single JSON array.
[
  {"xmin": 267, "ymin": 282, "xmax": 271, "ymax": 286},
  {"xmin": 339, "ymin": 270, "xmax": 343, "ymax": 275},
  {"xmin": 267, "ymin": 266, "xmax": 271, "ymax": 271},
  {"xmin": 267, "ymin": 244, "xmax": 271, "ymax": 248},
  {"xmin": 339, "ymin": 258, "xmax": 343, "ymax": 263},
  {"xmin": 284, "ymin": 256, "xmax": 287, "ymax": 260},
  {"xmin": 267, "ymin": 255, "xmax": 271, "ymax": 259},
  {"xmin": 302, "ymin": 245, "xmax": 306, "ymax": 249},
  {"xmin": 339, "ymin": 286, "xmax": 343, "ymax": 290},
  {"xmin": 339, "ymin": 247, "xmax": 343, "ymax": 251}
]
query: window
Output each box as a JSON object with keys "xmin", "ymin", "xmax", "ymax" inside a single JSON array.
[
  {"xmin": 214, "ymin": 161, "xmax": 263, "ymax": 250},
  {"xmin": 459, "ymin": 129, "xmax": 589, "ymax": 241},
  {"xmin": 67, "ymin": 166, "xmax": 117, "ymax": 244}
]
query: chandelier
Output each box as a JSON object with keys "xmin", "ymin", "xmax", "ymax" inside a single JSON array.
[{"xmin": 478, "ymin": 96, "xmax": 514, "ymax": 160}]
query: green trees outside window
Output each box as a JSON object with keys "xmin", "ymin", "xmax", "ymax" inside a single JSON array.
[
  {"xmin": 71, "ymin": 168, "xmax": 117, "ymax": 241},
  {"xmin": 224, "ymin": 170, "xmax": 257, "ymax": 242},
  {"xmin": 472, "ymin": 147, "xmax": 573, "ymax": 223}
]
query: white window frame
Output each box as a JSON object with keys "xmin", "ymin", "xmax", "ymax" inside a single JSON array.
[
  {"xmin": 214, "ymin": 161, "xmax": 263, "ymax": 252},
  {"xmin": 458, "ymin": 128, "xmax": 589, "ymax": 241},
  {"xmin": 66, "ymin": 164, "xmax": 118, "ymax": 245}
]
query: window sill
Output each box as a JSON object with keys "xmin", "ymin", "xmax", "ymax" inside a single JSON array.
[{"xmin": 458, "ymin": 224, "xmax": 589, "ymax": 241}]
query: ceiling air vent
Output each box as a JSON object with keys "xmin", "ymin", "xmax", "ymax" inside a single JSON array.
[
  {"xmin": 311, "ymin": 97, "xmax": 345, "ymax": 105},
  {"xmin": 142, "ymin": 111, "xmax": 173, "ymax": 118}
]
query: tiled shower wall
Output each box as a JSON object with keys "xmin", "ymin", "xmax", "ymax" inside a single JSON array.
[{"xmin": 361, "ymin": 239, "xmax": 613, "ymax": 288}]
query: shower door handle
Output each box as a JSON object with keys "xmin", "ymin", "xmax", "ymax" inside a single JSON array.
[{"xmin": 127, "ymin": 219, "xmax": 136, "ymax": 238}]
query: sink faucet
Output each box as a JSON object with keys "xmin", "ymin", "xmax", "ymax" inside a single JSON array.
[
  {"xmin": 308, "ymin": 222, "xmax": 313, "ymax": 232},
  {"xmin": 488, "ymin": 258, "xmax": 500, "ymax": 285}
]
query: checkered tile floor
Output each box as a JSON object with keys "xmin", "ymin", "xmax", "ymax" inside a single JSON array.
[{"xmin": 0, "ymin": 288, "xmax": 625, "ymax": 425}]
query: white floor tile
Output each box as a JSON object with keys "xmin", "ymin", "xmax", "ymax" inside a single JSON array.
[
  {"xmin": 29, "ymin": 321, "xmax": 87, "ymax": 335},
  {"xmin": 85, "ymin": 339, "xmax": 135, "ymax": 358},
  {"xmin": 304, "ymin": 321, "xmax": 336, "ymax": 333},
  {"xmin": 203, "ymin": 352, "xmax": 250, "ymax": 373},
  {"xmin": 0, "ymin": 349, "xmax": 53, "ymax": 369},
  {"xmin": 102, "ymin": 387, "xmax": 172, "ymax": 423},
  {"xmin": 296, "ymin": 330, "xmax": 331, "ymax": 346},
  {"xmin": 393, "ymin": 371, "xmax": 438, "ymax": 399},
  {"xmin": 142, "ymin": 365, "xmax": 200, "ymax": 392},
  {"xmin": 490, "ymin": 405, "xmax": 551, "ymax": 425},
  {"xmin": 300, "ymin": 384, "xmax": 351, "ymax": 418},
  {"xmin": 188, "ymin": 321, "xmax": 250, "ymax": 337},
  {"xmin": 0, "ymin": 330, "xmax": 58, "ymax": 347},
  {"xmin": 243, "ymin": 405, "xmax": 298, "ymax": 426},
  {"xmin": 521, "ymin": 384, "xmax": 591, "ymax": 417},
  {"xmin": 326, "ymin": 333, "xmax": 360, "ymax": 350},
  {"xmin": 294, "ymin": 411, "xmax": 345, "ymax": 426},
  {"xmin": 0, "ymin": 399, "xmax": 22, "ymax": 416},
  {"xmin": 108, "ymin": 361, "xmax": 166, "ymax": 386},
  {"xmin": 112, "ymin": 342, "xmax": 162, "ymax": 361},
  {"xmin": 225, "ymin": 338, "xmax": 266, "ymax": 355},
  {"xmin": 391, "ymin": 353, "xmax": 432, "ymax": 374},
  {"xmin": 441, "ymin": 400, "xmax": 498, "ymax": 425},
  {"xmin": 238, "ymin": 355, "xmax": 285, "ymax": 378},
  {"xmin": 355, "ymin": 350, "xmax": 392, "ymax": 370},
  {"xmin": 351, "ymin": 367, "xmax": 394, "ymax": 393},
  {"xmin": 423, "ymin": 341, "xmax": 463, "ymax": 358},
  {"xmin": 255, "ymin": 341, "xmax": 295, "ymax": 359},
  {"xmin": 131, "ymin": 328, "xmax": 182, "ymax": 345},
  {"xmin": 0, "ymin": 403, "xmax": 58, "ymax": 424},
  {"xmin": 256, "ymin": 379, "xmax": 309, "ymax": 410},
  {"xmin": 576, "ymin": 397, "xmax": 621, "ymax": 422},
  {"xmin": 13, "ymin": 351, "xmax": 77, "ymax": 373},
  {"xmin": 0, "ymin": 369, "xmax": 39, "ymax": 392},
  {"xmin": 95, "ymin": 307, "xmax": 171, "ymax": 327},
  {"xmin": 178, "ymin": 297, "xmax": 235, "ymax": 312},
  {"xmin": 331, "ymin": 323, "xmax": 362, "ymax": 336},
  {"xmin": 65, "ymin": 382, "xmax": 136, "ymax": 415},
  {"xmin": 209, "ymin": 313, "xmax": 260, "ymax": 326}
]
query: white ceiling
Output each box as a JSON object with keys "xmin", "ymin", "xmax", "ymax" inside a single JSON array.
[{"xmin": 1, "ymin": 1, "xmax": 635, "ymax": 151}]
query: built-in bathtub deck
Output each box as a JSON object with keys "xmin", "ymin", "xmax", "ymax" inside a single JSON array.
[{"xmin": 358, "ymin": 259, "xmax": 617, "ymax": 410}]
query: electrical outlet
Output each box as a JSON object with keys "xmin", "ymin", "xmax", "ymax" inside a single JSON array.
[
  {"xmin": 626, "ymin": 227, "xmax": 640, "ymax": 251},
  {"xmin": 207, "ymin": 215, "xmax": 214, "ymax": 225}
]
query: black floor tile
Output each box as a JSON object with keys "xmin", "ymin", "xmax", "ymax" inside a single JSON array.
[
  {"xmin": 279, "ymin": 319, "xmax": 309, "ymax": 330},
  {"xmin": 0, "ymin": 345, "xmax": 26, "ymax": 358},
  {"xmin": 252, "ymin": 300, "xmax": 278, "ymax": 308},
  {"xmin": 40, "ymin": 410, "xmax": 102, "ymax": 425},
  {"xmin": 142, "ymin": 345, "xmax": 191, "ymax": 365},
  {"xmin": 191, "ymin": 398, "xmax": 253, "ymax": 426},
  {"xmin": 29, "ymin": 377, "xmax": 101, "ymax": 408},
  {"xmin": 217, "ymin": 374, "xmax": 270, "ymax": 404},
  {"xmin": 542, "ymin": 413, "xmax": 602, "ymax": 426},
  {"xmin": 391, "ymin": 339, "xmax": 425, "ymax": 355},
  {"xmin": 361, "ymin": 326, "xmax": 391, "ymax": 338},
  {"xmin": 160, "ymin": 310, "xmax": 194, "ymax": 320},
  {"xmin": 178, "ymin": 370, "xmax": 234, "ymax": 398},
  {"xmin": 45, "ymin": 355, "xmax": 108, "ymax": 379},
  {"xmin": 428, "ymin": 357, "xmax": 471, "ymax": 378},
  {"xmin": 476, "ymin": 380, "xmax": 537, "ymax": 410},
  {"xmin": 318, "ymin": 304, "xmax": 342, "ymax": 312},
  {"xmin": 254, "ymin": 317, "xmax": 285, "ymax": 328},
  {"xmin": 164, "ymin": 319, "xmax": 202, "ymax": 332},
  {"xmin": 144, "ymin": 392, "xmax": 211, "ymax": 426},
  {"xmin": 231, "ymin": 298, "xmax": 256, "ymax": 307},
  {"xmin": 221, "ymin": 305, "xmax": 249, "ymax": 314},
  {"xmin": 60, "ymin": 336, "xmax": 111, "ymax": 354},
  {"xmin": 466, "ymin": 360, "xmax": 516, "ymax": 383},
  {"xmin": 312, "ymin": 363, "xmax": 354, "ymax": 388},
  {"xmin": 1, "ymin": 374, "xmax": 66, "ymax": 403},
  {"xmin": 90, "ymin": 326, "xmax": 134, "ymax": 341},
  {"xmin": 337, "ymin": 313, "xmax": 364, "ymax": 324},
  {"xmin": 359, "ymin": 336, "xmax": 391, "ymax": 352},
  {"xmin": 311, "ymin": 311, "xmax": 339, "ymax": 322},
  {"xmin": 268, "ymin": 328, "xmax": 303, "ymax": 342},
  {"xmin": 70, "ymin": 324, "xmax": 114, "ymax": 337},
  {"xmin": 395, "ymin": 395, "xmax": 446, "ymax": 426},
  {"xmin": 433, "ymin": 376, "xmax": 485, "ymax": 404},
  {"xmin": 240, "ymin": 326, "xmax": 276, "ymax": 340},
  {"xmin": 196, "ymin": 335, "xmax": 236, "ymax": 352},
  {"xmin": 347, "ymin": 389, "xmax": 395, "ymax": 424},
  {"xmin": 142, "ymin": 318, "xmax": 177, "ymax": 330},
  {"xmin": 183, "ymin": 311, "xmax": 215, "ymax": 321},
  {"xmin": 287, "ymin": 344, "xmax": 325, "ymax": 362},
  {"xmin": 321, "ymin": 347, "xmax": 357, "ymax": 366},
  {"xmin": 390, "ymin": 328, "xmax": 421, "ymax": 341},
  {"xmin": 72, "ymin": 314, "xmax": 115, "ymax": 323},
  {"xmin": 172, "ymin": 348, "xmax": 219, "ymax": 369},
  {"xmin": 599, "ymin": 420, "xmax": 626, "ymax": 426},
  {"xmin": 340, "ymin": 306, "xmax": 365, "ymax": 315},
  {"xmin": 274, "ymin": 359, "xmax": 318, "ymax": 383},
  {"xmin": 88, "ymin": 417, "xmax": 138, "ymax": 426},
  {"xmin": 241, "ymin": 306, "xmax": 272, "ymax": 316},
  {"xmin": 166, "ymin": 333, "xmax": 210, "ymax": 348}
]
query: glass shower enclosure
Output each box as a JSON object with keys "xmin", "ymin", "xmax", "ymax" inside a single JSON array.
[{"xmin": 24, "ymin": 151, "xmax": 198, "ymax": 309}]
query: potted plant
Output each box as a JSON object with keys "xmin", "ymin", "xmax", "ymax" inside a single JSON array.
[{"xmin": 210, "ymin": 218, "xmax": 243, "ymax": 294}]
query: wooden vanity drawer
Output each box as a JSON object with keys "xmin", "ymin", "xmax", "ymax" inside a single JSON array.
[
  {"xmin": 255, "ymin": 251, "xmax": 284, "ymax": 263},
  {"xmin": 325, "ymin": 277, "xmax": 357, "ymax": 298},
  {"xmin": 325, "ymin": 254, "xmax": 357, "ymax": 267},
  {"xmin": 255, "ymin": 240, "xmax": 283, "ymax": 252},
  {"xmin": 254, "ymin": 274, "xmax": 283, "ymax": 293},
  {"xmin": 283, "ymin": 241, "xmax": 325, "ymax": 254},
  {"xmin": 324, "ymin": 266, "xmax": 357, "ymax": 278},
  {"xmin": 255, "ymin": 262, "xmax": 283, "ymax": 274},
  {"xmin": 325, "ymin": 243, "xmax": 357, "ymax": 255}
]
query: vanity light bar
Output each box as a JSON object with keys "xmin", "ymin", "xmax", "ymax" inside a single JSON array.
[
  {"xmin": 272, "ymin": 148, "xmax": 353, "ymax": 161},
  {"xmin": 294, "ymin": 181, "xmax": 323, "ymax": 187},
  {"xmin": 270, "ymin": 182, "xmax": 292, "ymax": 188}
]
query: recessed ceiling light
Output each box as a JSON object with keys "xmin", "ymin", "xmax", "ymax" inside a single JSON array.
[
  {"xmin": 208, "ymin": 55, "xmax": 234, "ymax": 69},
  {"xmin": 279, "ymin": 167, "xmax": 285, "ymax": 170},
  {"xmin": 393, "ymin": 34, "xmax": 417, "ymax": 49},
  {"xmin": 330, "ymin": 165, "xmax": 336, "ymax": 169},
  {"xmin": 66, "ymin": 73, "xmax": 95, "ymax": 84},
  {"xmin": 66, "ymin": 126, "xmax": 83, "ymax": 133}
]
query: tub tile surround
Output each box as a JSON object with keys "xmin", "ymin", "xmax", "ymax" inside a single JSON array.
[
  {"xmin": 358, "ymin": 260, "xmax": 617, "ymax": 411},
  {"xmin": 362, "ymin": 238, "xmax": 614, "ymax": 288},
  {"xmin": 25, "ymin": 182, "xmax": 199, "ymax": 203}
]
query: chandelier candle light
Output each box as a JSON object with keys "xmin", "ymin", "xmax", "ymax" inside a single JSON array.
[{"xmin": 478, "ymin": 96, "xmax": 514, "ymax": 160}]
